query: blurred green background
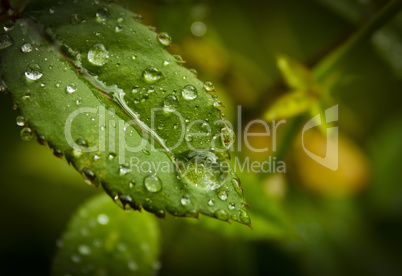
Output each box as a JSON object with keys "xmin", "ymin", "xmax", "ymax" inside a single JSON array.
[{"xmin": 1, "ymin": 0, "xmax": 402, "ymax": 275}]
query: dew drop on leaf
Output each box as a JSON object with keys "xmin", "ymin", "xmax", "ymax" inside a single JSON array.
[
  {"xmin": 88, "ymin": 43, "xmax": 109, "ymax": 66},
  {"xmin": 16, "ymin": 115, "xmax": 26, "ymax": 126},
  {"xmin": 218, "ymin": 190, "xmax": 228, "ymax": 201},
  {"xmin": 66, "ymin": 83, "xmax": 77, "ymax": 93},
  {"xmin": 239, "ymin": 209, "xmax": 251, "ymax": 224},
  {"xmin": 142, "ymin": 67, "xmax": 162, "ymax": 83},
  {"xmin": 203, "ymin": 81, "xmax": 215, "ymax": 92},
  {"xmin": 144, "ymin": 174, "xmax": 163, "ymax": 192},
  {"xmin": 221, "ymin": 127, "xmax": 235, "ymax": 149},
  {"xmin": 25, "ymin": 63, "xmax": 43, "ymax": 80},
  {"xmin": 96, "ymin": 6, "xmax": 110, "ymax": 22},
  {"xmin": 208, "ymin": 199, "xmax": 215, "ymax": 206},
  {"xmin": 180, "ymin": 197, "xmax": 190, "ymax": 205},
  {"xmin": 157, "ymin": 32, "xmax": 172, "ymax": 46},
  {"xmin": 163, "ymin": 94, "xmax": 179, "ymax": 112},
  {"xmin": 20, "ymin": 43, "xmax": 32, "ymax": 53},
  {"xmin": 182, "ymin": 85, "xmax": 197, "ymax": 100},
  {"xmin": 20, "ymin": 127, "xmax": 33, "ymax": 141},
  {"xmin": 215, "ymin": 209, "xmax": 229, "ymax": 220},
  {"xmin": 0, "ymin": 33, "xmax": 13, "ymax": 50}
]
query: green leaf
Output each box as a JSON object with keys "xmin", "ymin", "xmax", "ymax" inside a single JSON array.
[
  {"xmin": 0, "ymin": 0, "xmax": 249, "ymax": 225},
  {"xmin": 264, "ymin": 91, "xmax": 315, "ymax": 121},
  {"xmin": 276, "ymin": 54, "xmax": 317, "ymax": 91},
  {"xmin": 52, "ymin": 194, "xmax": 160, "ymax": 275}
]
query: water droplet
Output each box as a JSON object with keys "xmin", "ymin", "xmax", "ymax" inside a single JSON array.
[
  {"xmin": 25, "ymin": 63, "xmax": 43, "ymax": 80},
  {"xmin": 16, "ymin": 115, "xmax": 26, "ymax": 126},
  {"xmin": 82, "ymin": 168, "xmax": 96, "ymax": 184},
  {"xmin": 221, "ymin": 127, "xmax": 235, "ymax": 149},
  {"xmin": 115, "ymin": 26, "xmax": 123, "ymax": 33},
  {"xmin": 185, "ymin": 134, "xmax": 193, "ymax": 142},
  {"xmin": 232, "ymin": 178, "xmax": 243, "ymax": 196},
  {"xmin": 96, "ymin": 6, "xmax": 110, "ymax": 22},
  {"xmin": 0, "ymin": 78, "xmax": 7, "ymax": 93},
  {"xmin": 163, "ymin": 60, "xmax": 170, "ymax": 66},
  {"xmin": 215, "ymin": 209, "xmax": 229, "ymax": 220},
  {"xmin": 157, "ymin": 32, "xmax": 172, "ymax": 46},
  {"xmin": 70, "ymin": 14, "xmax": 83, "ymax": 25},
  {"xmin": 119, "ymin": 165, "xmax": 131, "ymax": 175},
  {"xmin": 3, "ymin": 20, "xmax": 14, "ymax": 32},
  {"xmin": 66, "ymin": 83, "xmax": 77, "ymax": 93},
  {"xmin": 0, "ymin": 33, "xmax": 13, "ymax": 50},
  {"xmin": 97, "ymin": 214, "xmax": 109, "ymax": 225},
  {"xmin": 21, "ymin": 43, "xmax": 32, "ymax": 53},
  {"xmin": 128, "ymin": 181, "xmax": 135, "ymax": 188},
  {"xmin": 173, "ymin": 54, "xmax": 185, "ymax": 64},
  {"xmin": 20, "ymin": 127, "xmax": 33, "ymax": 141},
  {"xmin": 228, "ymin": 203, "xmax": 235, "ymax": 210},
  {"xmin": 142, "ymin": 148, "xmax": 150, "ymax": 155},
  {"xmin": 142, "ymin": 67, "xmax": 162, "ymax": 83},
  {"xmin": 204, "ymin": 81, "xmax": 215, "ymax": 92},
  {"xmin": 218, "ymin": 190, "xmax": 228, "ymax": 201},
  {"xmin": 180, "ymin": 197, "xmax": 190, "ymax": 205},
  {"xmin": 144, "ymin": 174, "xmax": 162, "ymax": 192},
  {"xmin": 208, "ymin": 199, "xmax": 215, "ymax": 206},
  {"xmin": 239, "ymin": 209, "xmax": 250, "ymax": 224},
  {"xmin": 78, "ymin": 245, "xmax": 91, "ymax": 255},
  {"xmin": 182, "ymin": 151, "xmax": 227, "ymax": 190},
  {"xmin": 189, "ymin": 69, "xmax": 198, "ymax": 78},
  {"xmin": 163, "ymin": 95, "xmax": 179, "ymax": 112},
  {"xmin": 182, "ymin": 85, "xmax": 197, "ymax": 100},
  {"xmin": 108, "ymin": 152, "xmax": 116, "ymax": 160},
  {"xmin": 88, "ymin": 43, "xmax": 109, "ymax": 66}
]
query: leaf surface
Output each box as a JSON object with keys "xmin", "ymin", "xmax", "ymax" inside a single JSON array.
[{"xmin": 0, "ymin": 0, "xmax": 249, "ymax": 225}]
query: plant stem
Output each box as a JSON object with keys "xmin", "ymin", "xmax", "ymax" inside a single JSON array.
[
  {"xmin": 266, "ymin": 1, "xmax": 402, "ymax": 165},
  {"xmin": 313, "ymin": 0, "xmax": 402, "ymax": 85}
]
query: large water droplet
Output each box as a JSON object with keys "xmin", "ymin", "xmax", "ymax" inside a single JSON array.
[
  {"xmin": 21, "ymin": 43, "xmax": 32, "ymax": 53},
  {"xmin": 66, "ymin": 83, "xmax": 77, "ymax": 93},
  {"xmin": 143, "ymin": 67, "xmax": 162, "ymax": 83},
  {"xmin": 0, "ymin": 33, "xmax": 13, "ymax": 50},
  {"xmin": 180, "ymin": 197, "xmax": 190, "ymax": 205},
  {"xmin": 25, "ymin": 63, "xmax": 43, "ymax": 80},
  {"xmin": 20, "ymin": 127, "xmax": 33, "ymax": 141},
  {"xmin": 157, "ymin": 32, "xmax": 172, "ymax": 46},
  {"xmin": 182, "ymin": 85, "xmax": 197, "ymax": 100},
  {"xmin": 182, "ymin": 151, "xmax": 227, "ymax": 190},
  {"xmin": 144, "ymin": 174, "xmax": 163, "ymax": 192},
  {"xmin": 96, "ymin": 6, "xmax": 110, "ymax": 22},
  {"xmin": 163, "ymin": 95, "xmax": 179, "ymax": 112},
  {"xmin": 88, "ymin": 43, "xmax": 109, "ymax": 66},
  {"xmin": 221, "ymin": 127, "xmax": 235, "ymax": 149}
]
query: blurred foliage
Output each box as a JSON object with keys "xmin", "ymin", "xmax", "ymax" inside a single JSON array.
[{"xmin": 1, "ymin": 0, "xmax": 402, "ymax": 275}]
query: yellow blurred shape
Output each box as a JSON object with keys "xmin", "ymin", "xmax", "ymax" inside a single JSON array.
[{"xmin": 294, "ymin": 129, "xmax": 369, "ymax": 196}]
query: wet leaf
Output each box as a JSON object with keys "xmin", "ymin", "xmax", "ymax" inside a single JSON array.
[
  {"xmin": 52, "ymin": 194, "xmax": 161, "ymax": 275},
  {"xmin": 0, "ymin": 0, "xmax": 249, "ymax": 225}
]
